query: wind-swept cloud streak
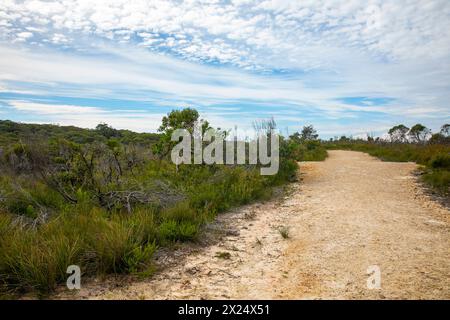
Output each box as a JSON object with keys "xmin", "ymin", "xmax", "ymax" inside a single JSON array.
[{"xmin": 0, "ymin": 0, "xmax": 449, "ymax": 137}]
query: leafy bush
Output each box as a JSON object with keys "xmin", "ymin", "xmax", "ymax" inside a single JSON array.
[
  {"xmin": 123, "ymin": 242, "xmax": 157, "ymax": 274},
  {"xmin": 158, "ymin": 220, "xmax": 199, "ymax": 243},
  {"xmin": 422, "ymin": 170, "xmax": 450, "ymax": 193},
  {"xmin": 0, "ymin": 112, "xmax": 301, "ymax": 296},
  {"xmin": 429, "ymin": 154, "xmax": 450, "ymax": 170}
]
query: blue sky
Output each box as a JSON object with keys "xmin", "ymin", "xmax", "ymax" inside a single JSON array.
[{"xmin": 0, "ymin": 0, "xmax": 449, "ymax": 138}]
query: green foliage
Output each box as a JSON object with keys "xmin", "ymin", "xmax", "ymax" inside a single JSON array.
[
  {"xmin": 0, "ymin": 214, "xmax": 11, "ymax": 237},
  {"xmin": 0, "ymin": 207, "xmax": 160, "ymax": 294},
  {"xmin": 408, "ymin": 123, "xmax": 431, "ymax": 143},
  {"xmin": 0, "ymin": 111, "xmax": 300, "ymax": 296},
  {"xmin": 0, "ymin": 223, "xmax": 81, "ymax": 294},
  {"xmin": 302, "ymin": 140, "xmax": 328, "ymax": 161},
  {"xmin": 422, "ymin": 170, "xmax": 450, "ymax": 193},
  {"xmin": 158, "ymin": 220, "xmax": 199, "ymax": 243},
  {"xmin": 300, "ymin": 125, "xmax": 319, "ymax": 141},
  {"xmin": 282, "ymin": 138, "xmax": 327, "ymax": 162},
  {"xmin": 123, "ymin": 242, "xmax": 157, "ymax": 274},
  {"xmin": 429, "ymin": 154, "xmax": 450, "ymax": 169},
  {"xmin": 428, "ymin": 133, "xmax": 450, "ymax": 145},
  {"xmin": 161, "ymin": 201, "xmax": 203, "ymax": 224},
  {"xmin": 158, "ymin": 108, "xmax": 205, "ymax": 134},
  {"xmin": 153, "ymin": 108, "xmax": 210, "ymax": 158},
  {"xmin": 285, "ymin": 125, "xmax": 327, "ymax": 162},
  {"xmin": 388, "ymin": 124, "xmax": 409, "ymax": 143},
  {"xmin": 0, "ymin": 120, "xmax": 159, "ymax": 148},
  {"xmin": 125, "ymin": 208, "xmax": 158, "ymax": 244},
  {"xmin": 95, "ymin": 123, "xmax": 122, "ymax": 139}
]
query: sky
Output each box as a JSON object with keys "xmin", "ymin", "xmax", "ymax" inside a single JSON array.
[{"xmin": 0, "ymin": 0, "xmax": 449, "ymax": 139}]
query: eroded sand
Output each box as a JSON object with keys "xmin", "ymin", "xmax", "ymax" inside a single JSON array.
[{"xmin": 59, "ymin": 150, "xmax": 450, "ymax": 299}]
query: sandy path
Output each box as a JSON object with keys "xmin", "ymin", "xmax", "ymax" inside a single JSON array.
[{"xmin": 60, "ymin": 150, "xmax": 450, "ymax": 299}]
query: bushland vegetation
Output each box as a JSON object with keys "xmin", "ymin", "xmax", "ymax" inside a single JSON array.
[
  {"xmin": 286, "ymin": 125, "xmax": 328, "ymax": 162},
  {"xmin": 0, "ymin": 110, "xmax": 320, "ymax": 296}
]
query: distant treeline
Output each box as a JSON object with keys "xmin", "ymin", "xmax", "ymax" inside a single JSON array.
[
  {"xmin": 328, "ymin": 123, "xmax": 449, "ymax": 145},
  {"xmin": 0, "ymin": 120, "xmax": 161, "ymax": 148}
]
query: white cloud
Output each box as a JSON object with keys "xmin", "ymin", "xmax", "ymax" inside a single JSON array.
[
  {"xmin": 8, "ymin": 100, "xmax": 105, "ymax": 114},
  {"xmin": 6, "ymin": 100, "xmax": 166, "ymax": 132},
  {"xmin": 15, "ymin": 31, "xmax": 33, "ymax": 42},
  {"xmin": 1, "ymin": 43, "xmax": 448, "ymax": 132},
  {"xmin": 0, "ymin": 0, "xmax": 448, "ymax": 69},
  {"xmin": 0, "ymin": 0, "xmax": 449, "ymax": 136}
]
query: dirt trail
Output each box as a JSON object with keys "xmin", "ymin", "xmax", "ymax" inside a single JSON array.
[{"xmin": 61, "ymin": 150, "xmax": 450, "ymax": 299}]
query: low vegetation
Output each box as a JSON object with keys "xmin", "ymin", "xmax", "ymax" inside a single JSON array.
[
  {"xmin": 0, "ymin": 110, "xmax": 321, "ymax": 297},
  {"xmin": 278, "ymin": 226, "xmax": 290, "ymax": 239},
  {"xmin": 286, "ymin": 125, "xmax": 328, "ymax": 162}
]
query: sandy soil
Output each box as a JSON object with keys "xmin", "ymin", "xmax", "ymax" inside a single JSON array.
[{"xmin": 58, "ymin": 150, "xmax": 450, "ymax": 299}]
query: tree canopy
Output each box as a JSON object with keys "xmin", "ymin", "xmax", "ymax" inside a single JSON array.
[
  {"xmin": 153, "ymin": 108, "xmax": 210, "ymax": 158},
  {"xmin": 388, "ymin": 124, "xmax": 409, "ymax": 143},
  {"xmin": 408, "ymin": 124, "xmax": 431, "ymax": 143}
]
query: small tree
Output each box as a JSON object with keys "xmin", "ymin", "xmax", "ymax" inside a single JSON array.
[
  {"xmin": 388, "ymin": 124, "xmax": 409, "ymax": 143},
  {"xmin": 153, "ymin": 108, "xmax": 209, "ymax": 159},
  {"xmin": 289, "ymin": 132, "xmax": 302, "ymax": 143},
  {"xmin": 440, "ymin": 124, "xmax": 449, "ymax": 137},
  {"xmin": 408, "ymin": 124, "xmax": 431, "ymax": 143},
  {"xmin": 300, "ymin": 125, "xmax": 318, "ymax": 141},
  {"xmin": 95, "ymin": 123, "xmax": 121, "ymax": 139},
  {"xmin": 429, "ymin": 124, "xmax": 450, "ymax": 144},
  {"xmin": 428, "ymin": 133, "xmax": 445, "ymax": 144}
]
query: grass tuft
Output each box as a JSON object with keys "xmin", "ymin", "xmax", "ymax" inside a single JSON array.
[{"xmin": 278, "ymin": 226, "xmax": 290, "ymax": 239}]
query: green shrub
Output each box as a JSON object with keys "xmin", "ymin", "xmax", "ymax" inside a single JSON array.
[
  {"xmin": 125, "ymin": 208, "xmax": 158, "ymax": 244},
  {"xmin": 158, "ymin": 220, "xmax": 199, "ymax": 243},
  {"xmin": 29, "ymin": 182, "xmax": 65, "ymax": 209},
  {"xmin": 283, "ymin": 140, "xmax": 327, "ymax": 162},
  {"xmin": 0, "ymin": 115, "xmax": 303, "ymax": 296},
  {"xmin": 161, "ymin": 201, "xmax": 203, "ymax": 224},
  {"xmin": 302, "ymin": 142, "xmax": 328, "ymax": 161},
  {"xmin": 422, "ymin": 170, "xmax": 450, "ymax": 193},
  {"xmin": 4, "ymin": 198, "xmax": 33, "ymax": 216},
  {"xmin": 81, "ymin": 216, "xmax": 135, "ymax": 274},
  {"xmin": 123, "ymin": 242, "xmax": 157, "ymax": 274},
  {"xmin": 429, "ymin": 154, "xmax": 450, "ymax": 169},
  {"xmin": 0, "ymin": 225, "xmax": 81, "ymax": 294},
  {"xmin": 269, "ymin": 158, "xmax": 298, "ymax": 184}
]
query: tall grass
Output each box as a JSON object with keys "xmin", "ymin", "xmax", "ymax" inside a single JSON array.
[
  {"xmin": 0, "ymin": 159, "xmax": 298, "ymax": 296},
  {"xmin": 0, "ymin": 206, "xmax": 159, "ymax": 294},
  {"xmin": 0, "ymin": 115, "xmax": 306, "ymax": 296}
]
